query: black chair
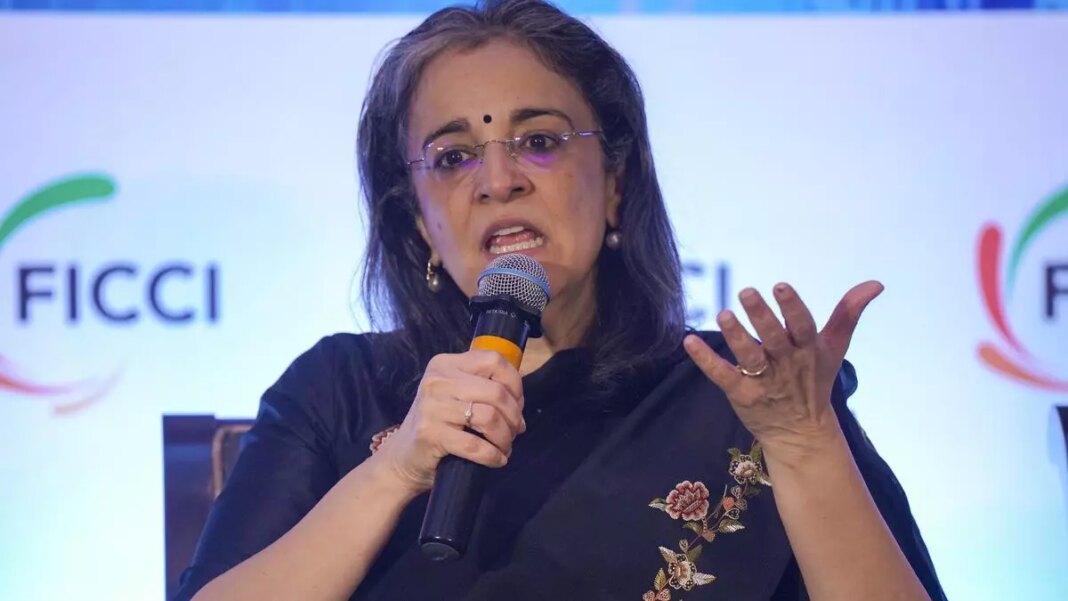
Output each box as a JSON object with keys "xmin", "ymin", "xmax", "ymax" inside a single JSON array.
[
  {"xmin": 1058, "ymin": 406, "xmax": 1068, "ymax": 457},
  {"xmin": 163, "ymin": 415, "xmax": 253, "ymax": 600}
]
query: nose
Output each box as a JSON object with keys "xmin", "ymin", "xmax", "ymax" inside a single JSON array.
[{"xmin": 475, "ymin": 141, "xmax": 531, "ymax": 204}]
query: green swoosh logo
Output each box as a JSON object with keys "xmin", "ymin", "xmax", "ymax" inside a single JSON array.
[
  {"xmin": 1006, "ymin": 185, "xmax": 1068, "ymax": 297},
  {"xmin": 0, "ymin": 174, "xmax": 116, "ymax": 253}
]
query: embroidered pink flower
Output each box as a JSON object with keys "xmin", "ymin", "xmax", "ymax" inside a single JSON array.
[
  {"xmin": 369, "ymin": 424, "xmax": 400, "ymax": 453},
  {"xmin": 664, "ymin": 480, "xmax": 710, "ymax": 521},
  {"xmin": 642, "ymin": 589, "xmax": 670, "ymax": 601},
  {"xmin": 721, "ymin": 497, "xmax": 736, "ymax": 511}
]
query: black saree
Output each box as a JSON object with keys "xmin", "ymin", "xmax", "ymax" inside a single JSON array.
[{"xmin": 173, "ymin": 331, "xmax": 946, "ymax": 601}]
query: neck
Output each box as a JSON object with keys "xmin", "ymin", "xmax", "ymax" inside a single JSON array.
[{"xmin": 518, "ymin": 273, "xmax": 597, "ymax": 376}]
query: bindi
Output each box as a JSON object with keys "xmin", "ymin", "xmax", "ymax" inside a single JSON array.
[{"xmin": 482, "ymin": 114, "xmax": 492, "ymax": 124}]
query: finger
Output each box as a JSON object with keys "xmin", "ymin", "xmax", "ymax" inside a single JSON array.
[
  {"xmin": 821, "ymin": 280, "xmax": 885, "ymax": 359},
  {"xmin": 717, "ymin": 308, "xmax": 768, "ymax": 373},
  {"xmin": 772, "ymin": 282, "xmax": 818, "ymax": 347},
  {"xmin": 461, "ymin": 401, "xmax": 519, "ymax": 459},
  {"xmin": 449, "ymin": 370, "xmax": 525, "ymax": 434},
  {"xmin": 453, "ymin": 349, "xmax": 525, "ymax": 409},
  {"xmin": 683, "ymin": 334, "xmax": 744, "ymax": 394},
  {"xmin": 438, "ymin": 426, "xmax": 509, "ymax": 468},
  {"xmin": 737, "ymin": 287, "xmax": 791, "ymax": 358}
]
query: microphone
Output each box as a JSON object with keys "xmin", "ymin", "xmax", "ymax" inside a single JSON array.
[{"xmin": 419, "ymin": 253, "xmax": 551, "ymax": 561}]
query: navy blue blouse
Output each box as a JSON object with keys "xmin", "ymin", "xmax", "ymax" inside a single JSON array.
[{"xmin": 174, "ymin": 331, "xmax": 946, "ymax": 601}]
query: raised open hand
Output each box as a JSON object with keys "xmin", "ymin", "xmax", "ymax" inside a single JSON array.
[{"xmin": 683, "ymin": 281, "xmax": 884, "ymax": 462}]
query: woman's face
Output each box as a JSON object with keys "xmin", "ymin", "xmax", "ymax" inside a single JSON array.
[{"xmin": 407, "ymin": 38, "xmax": 620, "ymax": 311}]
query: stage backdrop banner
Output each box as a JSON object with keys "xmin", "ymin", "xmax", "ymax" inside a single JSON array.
[{"xmin": 1, "ymin": 11, "xmax": 1066, "ymax": 601}]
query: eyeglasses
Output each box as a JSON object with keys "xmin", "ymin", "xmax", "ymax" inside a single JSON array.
[{"xmin": 406, "ymin": 129, "xmax": 602, "ymax": 180}]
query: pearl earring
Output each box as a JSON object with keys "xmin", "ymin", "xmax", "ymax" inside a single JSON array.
[
  {"xmin": 605, "ymin": 228, "xmax": 622, "ymax": 250},
  {"xmin": 426, "ymin": 259, "xmax": 442, "ymax": 292}
]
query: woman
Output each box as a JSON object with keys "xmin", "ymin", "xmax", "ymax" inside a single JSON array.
[{"xmin": 176, "ymin": 1, "xmax": 945, "ymax": 599}]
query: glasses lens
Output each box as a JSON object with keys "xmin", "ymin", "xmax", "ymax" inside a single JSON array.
[
  {"xmin": 514, "ymin": 131, "xmax": 566, "ymax": 170},
  {"xmin": 425, "ymin": 137, "xmax": 480, "ymax": 173}
]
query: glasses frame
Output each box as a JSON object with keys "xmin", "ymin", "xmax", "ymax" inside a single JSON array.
[{"xmin": 405, "ymin": 129, "xmax": 604, "ymax": 171}]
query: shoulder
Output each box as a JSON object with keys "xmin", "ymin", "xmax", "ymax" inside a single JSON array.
[
  {"xmin": 274, "ymin": 331, "xmax": 406, "ymax": 390},
  {"xmin": 257, "ymin": 331, "xmax": 408, "ymax": 449}
]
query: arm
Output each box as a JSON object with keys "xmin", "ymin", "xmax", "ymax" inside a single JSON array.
[
  {"xmin": 764, "ymin": 423, "xmax": 929, "ymax": 601},
  {"xmin": 192, "ymin": 454, "xmax": 417, "ymax": 601},
  {"xmin": 685, "ymin": 281, "xmax": 937, "ymax": 601},
  {"xmin": 176, "ymin": 341, "xmax": 525, "ymax": 601},
  {"xmin": 769, "ymin": 364, "xmax": 945, "ymax": 600}
]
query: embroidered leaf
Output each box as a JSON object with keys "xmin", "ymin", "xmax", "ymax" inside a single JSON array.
[
  {"xmin": 744, "ymin": 485, "xmax": 762, "ymax": 498},
  {"xmin": 686, "ymin": 543, "xmax": 703, "ymax": 563},
  {"xmin": 693, "ymin": 572, "xmax": 717, "ymax": 586},
  {"xmin": 751, "ymin": 442, "xmax": 763, "ymax": 464},
  {"xmin": 757, "ymin": 472, "xmax": 773, "ymax": 487},
  {"xmin": 718, "ymin": 518, "xmax": 746, "ymax": 533},
  {"xmin": 727, "ymin": 447, "xmax": 742, "ymax": 461},
  {"xmin": 683, "ymin": 521, "xmax": 703, "ymax": 536},
  {"xmin": 654, "ymin": 568, "xmax": 667, "ymax": 591},
  {"xmin": 701, "ymin": 529, "xmax": 717, "ymax": 542},
  {"xmin": 736, "ymin": 498, "xmax": 748, "ymax": 511},
  {"xmin": 659, "ymin": 546, "xmax": 677, "ymax": 564},
  {"xmin": 679, "ymin": 539, "xmax": 689, "ymax": 552},
  {"xmin": 730, "ymin": 485, "xmax": 742, "ymax": 498},
  {"xmin": 649, "ymin": 501, "xmax": 668, "ymax": 511}
]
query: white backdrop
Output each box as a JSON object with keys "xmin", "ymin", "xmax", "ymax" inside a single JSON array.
[{"xmin": 1, "ymin": 13, "xmax": 1066, "ymax": 600}]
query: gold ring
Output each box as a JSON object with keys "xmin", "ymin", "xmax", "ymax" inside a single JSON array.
[
  {"xmin": 738, "ymin": 362, "xmax": 769, "ymax": 377},
  {"xmin": 463, "ymin": 401, "xmax": 475, "ymax": 427}
]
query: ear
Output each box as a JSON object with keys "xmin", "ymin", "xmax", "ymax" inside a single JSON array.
[
  {"xmin": 415, "ymin": 213, "xmax": 440, "ymax": 264},
  {"xmin": 604, "ymin": 169, "xmax": 624, "ymax": 228}
]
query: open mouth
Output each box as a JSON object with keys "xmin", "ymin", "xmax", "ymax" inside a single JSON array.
[{"xmin": 484, "ymin": 224, "xmax": 546, "ymax": 255}]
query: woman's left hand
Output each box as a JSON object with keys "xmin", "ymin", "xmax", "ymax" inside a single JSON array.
[{"xmin": 683, "ymin": 280, "xmax": 884, "ymax": 464}]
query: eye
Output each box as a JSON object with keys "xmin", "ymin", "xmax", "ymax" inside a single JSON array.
[
  {"xmin": 519, "ymin": 132, "xmax": 562, "ymax": 154},
  {"xmin": 432, "ymin": 145, "xmax": 477, "ymax": 170}
]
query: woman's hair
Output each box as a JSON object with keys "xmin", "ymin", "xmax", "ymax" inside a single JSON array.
[{"xmin": 358, "ymin": 0, "xmax": 684, "ymax": 398}]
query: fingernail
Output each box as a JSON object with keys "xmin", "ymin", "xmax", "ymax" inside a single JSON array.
[{"xmin": 774, "ymin": 283, "xmax": 789, "ymax": 296}]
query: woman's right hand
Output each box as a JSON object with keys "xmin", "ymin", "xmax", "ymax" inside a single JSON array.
[{"xmin": 369, "ymin": 349, "xmax": 526, "ymax": 496}]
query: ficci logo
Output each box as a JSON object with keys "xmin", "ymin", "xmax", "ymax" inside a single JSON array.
[
  {"xmin": 0, "ymin": 174, "xmax": 222, "ymax": 414},
  {"xmin": 977, "ymin": 185, "xmax": 1068, "ymax": 392}
]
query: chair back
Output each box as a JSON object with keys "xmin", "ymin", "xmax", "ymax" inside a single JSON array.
[{"xmin": 163, "ymin": 414, "xmax": 253, "ymax": 600}]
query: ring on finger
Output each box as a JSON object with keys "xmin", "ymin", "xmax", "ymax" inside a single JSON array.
[
  {"xmin": 463, "ymin": 401, "xmax": 475, "ymax": 428},
  {"xmin": 738, "ymin": 361, "xmax": 770, "ymax": 377}
]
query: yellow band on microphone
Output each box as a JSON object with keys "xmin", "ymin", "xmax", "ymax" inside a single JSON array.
[{"xmin": 470, "ymin": 335, "xmax": 523, "ymax": 369}]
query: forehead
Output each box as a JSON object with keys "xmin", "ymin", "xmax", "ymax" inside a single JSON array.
[{"xmin": 408, "ymin": 38, "xmax": 594, "ymax": 142}]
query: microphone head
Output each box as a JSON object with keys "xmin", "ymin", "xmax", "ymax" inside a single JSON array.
[{"xmin": 476, "ymin": 254, "xmax": 551, "ymax": 314}]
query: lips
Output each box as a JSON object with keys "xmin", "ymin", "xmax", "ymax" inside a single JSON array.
[{"xmin": 481, "ymin": 219, "xmax": 546, "ymax": 256}]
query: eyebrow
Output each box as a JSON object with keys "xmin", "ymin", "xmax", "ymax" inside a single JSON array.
[
  {"xmin": 419, "ymin": 107, "xmax": 577, "ymax": 150},
  {"xmin": 421, "ymin": 118, "xmax": 469, "ymax": 151},
  {"xmin": 510, "ymin": 107, "xmax": 575, "ymax": 130}
]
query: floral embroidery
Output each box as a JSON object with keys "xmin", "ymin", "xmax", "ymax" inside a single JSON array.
[
  {"xmin": 644, "ymin": 440, "xmax": 771, "ymax": 598},
  {"xmin": 369, "ymin": 424, "xmax": 400, "ymax": 453},
  {"xmin": 664, "ymin": 481, "xmax": 710, "ymax": 521}
]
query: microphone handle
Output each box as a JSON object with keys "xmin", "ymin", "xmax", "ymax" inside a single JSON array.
[{"xmin": 418, "ymin": 302, "xmax": 531, "ymax": 561}]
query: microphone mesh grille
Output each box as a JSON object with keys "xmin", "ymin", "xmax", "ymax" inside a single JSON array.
[{"xmin": 476, "ymin": 254, "xmax": 551, "ymax": 314}]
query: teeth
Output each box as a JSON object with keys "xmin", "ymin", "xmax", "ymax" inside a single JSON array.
[
  {"xmin": 492, "ymin": 225, "xmax": 527, "ymax": 236},
  {"xmin": 489, "ymin": 235, "xmax": 545, "ymax": 255}
]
